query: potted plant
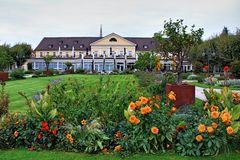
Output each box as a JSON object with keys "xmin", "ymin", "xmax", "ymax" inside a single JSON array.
[
  {"xmin": 154, "ymin": 19, "xmax": 204, "ymax": 107},
  {"xmin": 43, "ymin": 55, "xmax": 53, "ymax": 76},
  {"xmin": 64, "ymin": 62, "xmax": 73, "ymax": 74},
  {"xmin": 0, "ymin": 46, "xmax": 13, "ymax": 81}
]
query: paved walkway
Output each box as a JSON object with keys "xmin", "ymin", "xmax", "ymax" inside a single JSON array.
[{"xmin": 195, "ymin": 86, "xmax": 240, "ymax": 101}]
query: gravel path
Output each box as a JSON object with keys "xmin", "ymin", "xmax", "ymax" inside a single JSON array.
[{"xmin": 195, "ymin": 87, "xmax": 240, "ymax": 101}]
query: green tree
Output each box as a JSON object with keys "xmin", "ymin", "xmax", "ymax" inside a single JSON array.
[
  {"xmin": 0, "ymin": 45, "xmax": 14, "ymax": 71},
  {"xmin": 135, "ymin": 52, "xmax": 157, "ymax": 71},
  {"xmin": 154, "ymin": 19, "xmax": 204, "ymax": 83},
  {"xmin": 10, "ymin": 43, "xmax": 32, "ymax": 67},
  {"xmin": 64, "ymin": 62, "xmax": 73, "ymax": 70},
  {"xmin": 43, "ymin": 55, "xmax": 53, "ymax": 71}
]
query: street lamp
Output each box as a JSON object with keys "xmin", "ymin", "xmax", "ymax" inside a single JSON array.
[{"xmin": 202, "ymin": 47, "xmax": 215, "ymax": 75}]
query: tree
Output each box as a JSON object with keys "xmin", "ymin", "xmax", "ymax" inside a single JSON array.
[
  {"xmin": 135, "ymin": 52, "xmax": 157, "ymax": 71},
  {"xmin": 64, "ymin": 62, "xmax": 73, "ymax": 70},
  {"xmin": 0, "ymin": 45, "xmax": 14, "ymax": 71},
  {"xmin": 154, "ymin": 19, "xmax": 204, "ymax": 83},
  {"xmin": 43, "ymin": 55, "xmax": 53, "ymax": 71},
  {"xmin": 10, "ymin": 43, "xmax": 32, "ymax": 68}
]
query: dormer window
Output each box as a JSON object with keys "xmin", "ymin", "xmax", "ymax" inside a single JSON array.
[
  {"xmin": 109, "ymin": 37, "xmax": 117, "ymax": 42},
  {"xmin": 63, "ymin": 44, "xmax": 68, "ymax": 49},
  {"xmin": 143, "ymin": 45, "xmax": 148, "ymax": 49},
  {"xmin": 74, "ymin": 40, "xmax": 78, "ymax": 44},
  {"xmin": 48, "ymin": 44, "xmax": 53, "ymax": 49},
  {"xmin": 80, "ymin": 44, "xmax": 84, "ymax": 48},
  {"xmin": 58, "ymin": 41, "xmax": 63, "ymax": 45}
]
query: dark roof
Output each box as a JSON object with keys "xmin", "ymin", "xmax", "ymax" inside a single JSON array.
[{"xmin": 34, "ymin": 36, "xmax": 156, "ymax": 51}]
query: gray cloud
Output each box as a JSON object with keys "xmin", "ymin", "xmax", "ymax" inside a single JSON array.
[{"xmin": 0, "ymin": 0, "xmax": 239, "ymax": 48}]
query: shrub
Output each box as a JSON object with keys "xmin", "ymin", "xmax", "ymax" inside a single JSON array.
[
  {"xmin": 187, "ymin": 74, "xmax": 198, "ymax": 80},
  {"xmin": 197, "ymin": 76, "xmax": 205, "ymax": 83},
  {"xmin": 75, "ymin": 69, "xmax": 86, "ymax": 74},
  {"xmin": 216, "ymin": 79, "xmax": 240, "ymax": 87},
  {"xmin": 204, "ymin": 77, "xmax": 218, "ymax": 86},
  {"xmin": 230, "ymin": 60, "xmax": 240, "ymax": 78},
  {"xmin": 10, "ymin": 69, "xmax": 25, "ymax": 80},
  {"xmin": 0, "ymin": 82, "xmax": 9, "ymax": 118},
  {"xmin": 24, "ymin": 70, "xmax": 34, "ymax": 74},
  {"xmin": 193, "ymin": 61, "xmax": 203, "ymax": 74},
  {"xmin": 182, "ymin": 72, "xmax": 192, "ymax": 80},
  {"xmin": 122, "ymin": 69, "xmax": 133, "ymax": 74},
  {"xmin": 34, "ymin": 70, "xmax": 42, "ymax": 76}
]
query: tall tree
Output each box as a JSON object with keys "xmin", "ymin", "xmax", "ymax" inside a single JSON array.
[
  {"xmin": 154, "ymin": 19, "xmax": 204, "ymax": 83},
  {"xmin": 10, "ymin": 43, "xmax": 32, "ymax": 67},
  {"xmin": 135, "ymin": 52, "xmax": 157, "ymax": 71},
  {"xmin": 0, "ymin": 45, "xmax": 14, "ymax": 71},
  {"xmin": 43, "ymin": 55, "xmax": 53, "ymax": 71}
]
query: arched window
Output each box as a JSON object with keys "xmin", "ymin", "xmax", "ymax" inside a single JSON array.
[{"xmin": 109, "ymin": 37, "xmax": 117, "ymax": 42}]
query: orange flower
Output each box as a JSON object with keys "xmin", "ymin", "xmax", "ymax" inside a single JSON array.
[
  {"xmin": 135, "ymin": 101, "xmax": 141, "ymax": 107},
  {"xmin": 102, "ymin": 148, "xmax": 108, "ymax": 153},
  {"xmin": 145, "ymin": 106, "xmax": 152, "ymax": 113},
  {"xmin": 154, "ymin": 103, "xmax": 160, "ymax": 109},
  {"xmin": 151, "ymin": 127, "xmax": 159, "ymax": 134},
  {"xmin": 210, "ymin": 106, "xmax": 218, "ymax": 112},
  {"xmin": 204, "ymin": 102, "xmax": 209, "ymax": 110},
  {"xmin": 134, "ymin": 118, "xmax": 140, "ymax": 125},
  {"xmin": 211, "ymin": 111, "xmax": 219, "ymax": 119},
  {"xmin": 66, "ymin": 134, "xmax": 73, "ymax": 144},
  {"xmin": 220, "ymin": 112, "xmax": 231, "ymax": 123},
  {"xmin": 198, "ymin": 124, "xmax": 206, "ymax": 133},
  {"xmin": 129, "ymin": 102, "xmax": 136, "ymax": 110},
  {"xmin": 139, "ymin": 97, "xmax": 148, "ymax": 105},
  {"xmin": 129, "ymin": 115, "xmax": 137, "ymax": 123},
  {"xmin": 61, "ymin": 117, "xmax": 65, "ymax": 121},
  {"xmin": 140, "ymin": 107, "xmax": 147, "ymax": 115},
  {"xmin": 168, "ymin": 91, "xmax": 176, "ymax": 101},
  {"xmin": 14, "ymin": 131, "xmax": 19, "ymax": 137},
  {"xmin": 81, "ymin": 119, "xmax": 87, "ymax": 125},
  {"xmin": 226, "ymin": 126, "xmax": 234, "ymax": 135},
  {"xmin": 207, "ymin": 126, "xmax": 214, "ymax": 134},
  {"xmin": 212, "ymin": 122, "xmax": 218, "ymax": 129},
  {"xmin": 196, "ymin": 135, "xmax": 203, "ymax": 142},
  {"xmin": 155, "ymin": 95, "xmax": 161, "ymax": 102},
  {"xmin": 171, "ymin": 107, "xmax": 177, "ymax": 113},
  {"xmin": 114, "ymin": 145, "xmax": 121, "ymax": 152}
]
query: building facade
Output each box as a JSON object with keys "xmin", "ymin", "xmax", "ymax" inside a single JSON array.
[{"xmin": 28, "ymin": 33, "xmax": 193, "ymax": 72}]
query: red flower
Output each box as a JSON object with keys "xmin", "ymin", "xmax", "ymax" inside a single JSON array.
[
  {"xmin": 223, "ymin": 66, "xmax": 229, "ymax": 72},
  {"xmin": 41, "ymin": 122, "xmax": 49, "ymax": 131},
  {"xmin": 52, "ymin": 128, "xmax": 57, "ymax": 135},
  {"xmin": 59, "ymin": 113, "xmax": 64, "ymax": 117},
  {"xmin": 59, "ymin": 121, "xmax": 63, "ymax": 125},
  {"xmin": 38, "ymin": 133, "xmax": 41, "ymax": 139},
  {"xmin": 203, "ymin": 65, "xmax": 209, "ymax": 70}
]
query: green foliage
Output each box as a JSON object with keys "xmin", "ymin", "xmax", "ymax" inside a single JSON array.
[
  {"xmin": 135, "ymin": 52, "xmax": 157, "ymax": 71},
  {"xmin": 10, "ymin": 69, "xmax": 25, "ymax": 80},
  {"xmin": 0, "ymin": 82, "xmax": 9, "ymax": 117},
  {"xmin": 182, "ymin": 72, "xmax": 192, "ymax": 80},
  {"xmin": 10, "ymin": 43, "xmax": 32, "ymax": 67},
  {"xmin": 64, "ymin": 62, "xmax": 73, "ymax": 70},
  {"xmin": 154, "ymin": 19, "xmax": 204, "ymax": 83},
  {"xmin": 0, "ymin": 45, "xmax": 14, "ymax": 71},
  {"xmin": 193, "ymin": 61, "xmax": 203, "ymax": 74},
  {"xmin": 75, "ymin": 69, "xmax": 86, "ymax": 74},
  {"xmin": 230, "ymin": 60, "xmax": 240, "ymax": 78},
  {"xmin": 43, "ymin": 55, "xmax": 53, "ymax": 71}
]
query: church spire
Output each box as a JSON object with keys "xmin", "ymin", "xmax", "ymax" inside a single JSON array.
[{"xmin": 100, "ymin": 24, "xmax": 102, "ymax": 37}]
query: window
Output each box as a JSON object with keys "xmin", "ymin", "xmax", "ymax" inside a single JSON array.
[
  {"xmin": 83, "ymin": 62, "xmax": 92, "ymax": 71},
  {"xmin": 59, "ymin": 52, "xmax": 62, "ymax": 57},
  {"xmin": 63, "ymin": 44, "xmax": 68, "ymax": 49},
  {"xmin": 143, "ymin": 45, "xmax": 148, "ymax": 49},
  {"xmin": 80, "ymin": 44, "xmax": 84, "ymax": 48},
  {"xmin": 47, "ymin": 52, "xmax": 49, "ymax": 56},
  {"xmin": 53, "ymin": 52, "xmax": 56, "ymax": 57},
  {"xmin": 58, "ymin": 41, "xmax": 63, "ymax": 45},
  {"xmin": 74, "ymin": 40, "xmax": 78, "ymax": 44},
  {"xmin": 109, "ymin": 37, "xmax": 117, "ymax": 42},
  {"xmin": 48, "ymin": 44, "xmax": 53, "ymax": 48},
  {"xmin": 128, "ymin": 51, "xmax": 132, "ymax": 56},
  {"xmin": 120, "ymin": 51, "xmax": 124, "ymax": 56},
  {"xmin": 105, "ymin": 62, "xmax": 114, "ymax": 72},
  {"xmin": 40, "ymin": 52, "xmax": 43, "ymax": 57},
  {"xmin": 66, "ymin": 52, "xmax": 69, "ymax": 58}
]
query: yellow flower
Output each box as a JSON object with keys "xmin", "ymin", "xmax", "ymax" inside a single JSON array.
[{"xmin": 168, "ymin": 91, "xmax": 176, "ymax": 101}]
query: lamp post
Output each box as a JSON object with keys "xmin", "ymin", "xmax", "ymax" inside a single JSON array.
[{"xmin": 202, "ymin": 47, "xmax": 215, "ymax": 75}]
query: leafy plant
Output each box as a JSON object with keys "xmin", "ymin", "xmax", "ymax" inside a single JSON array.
[
  {"xmin": 0, "ymin": 82, "xmax": 9, "ymax": 118},
  {"xmin": 10, "ymin": 69, "xmax": 25, "ymax": 80}
]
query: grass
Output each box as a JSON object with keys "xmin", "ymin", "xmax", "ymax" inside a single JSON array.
[
  {"xmin": 5, "ymin": 74, "xmax": 137, "ymax": 113},
  {"xmin": 0, "ymin": 149, "xmax": 239, "ymax": 160},
  {"xmin": 189, "ymin": 82, "xmax": 240, "ymax": 90}
]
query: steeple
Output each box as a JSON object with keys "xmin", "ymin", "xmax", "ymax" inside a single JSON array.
[{"xmin": 100, "ymin": 24, "xmax": 103, "ymax": 37}]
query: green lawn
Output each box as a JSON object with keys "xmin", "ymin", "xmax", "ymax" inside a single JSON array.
[
  {"xmin": 5, "ymin": 74, "xmax": 137, "ymax": 113},
  {"xmin": 0, "ymin": 149, "xmax": 239, "ymax": 160},
  {"xmin": 189, "ymin": 82, "xmax": 240, "ymax": 90}
]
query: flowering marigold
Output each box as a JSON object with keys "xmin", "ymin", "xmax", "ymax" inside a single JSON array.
[
  {"xmin": 14, "ymin": 131, "xmax": 19, "ymax": 137},
  {"xmin": 221, "ymin": 112, "xmax": 231, "ymax": 123},
  {"xmin": 81, "ymin": 119, "xmax": 87, "ymax": 125},
  {"xmin": 171, "ymin": 107, "xmax": 177, "ymax": 113},
  {"xmin": 129, "ymin": 102, "xmax": 136, "ymax": 110},
  {"xmin": 198, "ymin": 124, "xmax": 206, "ymax": 133},
  {"xmin": 145, "ymin": 106, "xmax": 152, "ymax": 113},
  {"xmin": 212, "ymin": 122, "xmax": 218, "ymax": 129},
  {"xmin": 211, "ymin": 111, "xmax": 219, "ymax": 119},
  {"xmin": 66, "ymin": 134, "xmax": 73, "ymax": 144},
  {"xmin": 226, "ymin": 126, "xmax": 234, "ymax": 135},
  {"xmin": 139, "ymin": 96, "xmax": 148, "ymax": 105},
  {"xmin": 151, "ymin": 127, "xmax": 159, "ymax": 134},
  {"xmin": 135, "ymin": 101, "xmax": 142, "ymax": 107},
  {"xmin": 196, "ymin": 135, "xmax": 203, "ymax": 142},
  {"xmin": 204, "ymin": 102, "xmax": 209, "ymax": 110},
  {"xmin": 134, "ymin": 118, "xmax": 140, "ymax": 125},
  {"xmin": 155, "ymin": 95, "xmax": 161, "ymax": 102},
  {"xmin": 168, "ymin": 91, "xmax": 176, "ymax": 101},
  {"xmin": 114, "ymin": 145, "xmax": 121, "ymax": 152},
  {"xmin": 129, "ymin": 115, "xmax": 137, "ymax": 123},
  {"xmin": 210, "ymin": 106, "xmax": 218, "ymax": 112},
  {"xmin": 207, "ymin": 126, "xmax": 214, "ymax": 134},
  {"xmin": 140, "ymin": 107, "xmax": 147, "ymax": 115},
  {"xmin": 154, "ymin": 103, "xmax": 160, "ymax": 109}
]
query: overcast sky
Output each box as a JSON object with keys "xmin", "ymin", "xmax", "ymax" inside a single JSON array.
[{"xmin": 0, "ymin": 0, "xmax": 239, "ymax": 48}]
